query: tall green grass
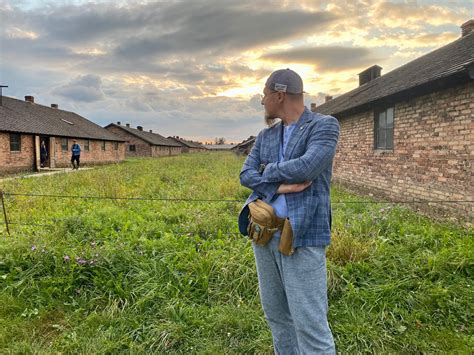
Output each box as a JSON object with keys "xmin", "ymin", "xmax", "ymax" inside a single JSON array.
[{"xmin": 0, "ymin": 153, "xmax": 472, "ymax": 353}]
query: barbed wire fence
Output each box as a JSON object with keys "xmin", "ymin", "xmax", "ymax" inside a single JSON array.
[{"xmin": 1, "ymin": 189, "xmax": 473, "ymax": 237}]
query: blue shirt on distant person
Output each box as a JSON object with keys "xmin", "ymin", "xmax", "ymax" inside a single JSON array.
[{"xmin": 71, "ymin": 143, "xmax": 81, "ymax": 156}]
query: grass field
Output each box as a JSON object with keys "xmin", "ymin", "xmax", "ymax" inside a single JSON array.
[{"xmin": 0, "ymin": 152, "xmax": 472, "ymax": 353}]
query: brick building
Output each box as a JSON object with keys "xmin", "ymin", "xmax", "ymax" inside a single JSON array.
[
  {"xmin": 105, "ymin": 123, "xmax": 182, "ymax": 157},
  {"xmin": 315, "ymin": 20, "xmax": 473, "ymax": 218},
  {"xmin": 231, "ymin": 136, "xmax": 255, "ymax": 155},
  {"xmin": 167, "ymin": 136, "xmax": 207, "ymax": 153},
  {"xmin": 0, "ymin": 96, "xmax": 125, "ymax": 174}
]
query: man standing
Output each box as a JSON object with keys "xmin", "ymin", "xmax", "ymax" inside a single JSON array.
[
  {"xmin": 40, "ymin": 141, "xmax": 47, "ymax": 168},
  {"xmin": 239, "ymin": 69, "xmax": 339, "ymax": 354},
  {"xmin": 71, "ymin": 139, "xmax": 81, "ymax": 170}
]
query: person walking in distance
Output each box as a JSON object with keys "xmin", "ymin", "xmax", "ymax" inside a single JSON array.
[
  {"xmin": 71, "ymin": 139, "xmax": 81, "ymax": 170},
  {"xmin": 40, "ymin": 140, "xmax": 47, "ymax": 168},
  {"xmin": 239, "ymin": 69, "xmax": 340, "ymax": 354}
]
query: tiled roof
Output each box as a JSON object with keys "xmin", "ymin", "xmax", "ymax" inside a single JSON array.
[
  {"xmin": 316, "ymin": 32, "xmax": 474, "ymax": 117},
  {"xmin": 232, "ymin": 136, "xmax": 256, "ymax": 150},
  {"xmin": 204, "ymin": 144, "xmax": 236, "ymax": 150},
  {"xmin": 0, "ymin": 96, "xmax": 124, "ymax": 141},
  {"xmin": 105, "ymin": 123, "xmax": 181, "ymax": 147},
  {"xmin": 167, "ymin": 136, "xmax": 207, "ymax": 149}
]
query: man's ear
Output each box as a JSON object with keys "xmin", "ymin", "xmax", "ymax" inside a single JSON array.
[{"xmin": 277, "ymin": 91, "xmax": 285, "ymax": 103}]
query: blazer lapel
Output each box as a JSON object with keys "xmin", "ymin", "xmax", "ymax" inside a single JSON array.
[
  {"xmin": 284, "ymin": 108, "xmax": 312, "ymax": 160},
  {"xmin": 267, "ymin": 122, "xmax": 281, "ymax": 163}
]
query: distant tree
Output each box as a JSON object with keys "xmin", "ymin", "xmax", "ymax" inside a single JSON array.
[{"xmin": 215, "ymin": 137, "xmax": 226, "ymax": 145}]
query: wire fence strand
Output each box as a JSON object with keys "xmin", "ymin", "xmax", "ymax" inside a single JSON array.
[{"xmin": 3, "ymin": 191, "xmax": 473, "ymax": 204}]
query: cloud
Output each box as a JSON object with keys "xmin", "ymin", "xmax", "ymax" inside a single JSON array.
[
  {"xmin": 113, "ymin": 4, "xmax": 338, "ymax": 60},
  {"xmin": 366, "ymin": 32, "xmax": 459, "ymax": 49},
  {"xmin": 372, "ymin": 2, "xmax": 470, "ymax": 30},
  {"xmin": 261, "ymin": 46, "xmax": 382, "ymax": 71},
  {"xmin": 3, "ymin": 1, "xmax": 338, "ymax": 59},
  {"xmin": 52, "ymin": 74, "xmax": 105, "ymax": 102}
]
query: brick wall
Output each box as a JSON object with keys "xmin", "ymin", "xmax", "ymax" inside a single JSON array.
[
  {"xmin": 0, "ymin": 133, "xmax": 35, "ymax": 173},
  {"xmin": 53, "ymin": 138, "xmax": 125, "ymax": 167},
  {"xmin": 188, "ymin": 148, "xmax": 205, "ymax": 153},
  {"xmin": 106, "ymin": 125, "xmax": 182, "ymax": 157},
  {"xmin": 0, "ymin": 134, "xmax": 125, "ymax": 173},
  {"xmin": 105, "ymin": 126, "xmax": 152, "ymax": 157},
  {"xmin": 151, "ymin": 145, "xmax": 181, "ymax": 157},
  {"xmin": 333, "ymin": 81, "xmax": 473, "ymax": 219}
]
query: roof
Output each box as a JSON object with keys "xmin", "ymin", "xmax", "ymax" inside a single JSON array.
[
  {"xmin": 0, "ymin": 96, "xmax": 124, "ymax": 141},
  {"xmin": 316, "ymin": 32, "xmax": 474, "ymax": 117},
  {"xmin": 105, "ymin": 123, "xmax": 181, "ymax": 147},
  {"xmin": 232, "ymin": 136, "xmax": 256, "ymax": 150},
  {"xmin": 204, "ymin": 144, "xmax": 236, "ymax": 150},
  {"xmin": 167, "ymin": 136, "xmax": 207, "ymax": 149}
]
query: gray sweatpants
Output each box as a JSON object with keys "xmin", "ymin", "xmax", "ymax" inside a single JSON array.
[{"xmin": 252, "ymin": 236, "xmax": 335, "ymax": 355}]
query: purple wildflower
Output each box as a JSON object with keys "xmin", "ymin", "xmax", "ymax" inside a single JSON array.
[
  {"xmin": 63, "ymin": 255, "xmax": 70, "ymax": 262},
  {"xmin": 75, "ymin": 257, "xmax": 87, "ymax": 266},
  {"xmin": 31, "ymin": 245, "xmax": 37, "ymax": 251}
]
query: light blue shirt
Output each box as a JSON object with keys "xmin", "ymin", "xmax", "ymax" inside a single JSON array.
[{"xmin": 270, "ymin": 123, "xmax": 297, "ymax": 220}]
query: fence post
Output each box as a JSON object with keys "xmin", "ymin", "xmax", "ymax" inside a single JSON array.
[{"xmin": 0, "ymin": 190, "xmax": 10, "ymax": 236}]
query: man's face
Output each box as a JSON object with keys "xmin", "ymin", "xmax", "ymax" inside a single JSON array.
[{"xmin": 261, "ymin": 86, "xmax": 279, "ymax": 122}]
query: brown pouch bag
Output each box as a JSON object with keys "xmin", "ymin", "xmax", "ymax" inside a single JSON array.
[
  {"xmin": 247, "ymin": 200, "xmax": 280, "ymax": 246},
  {"xmin": 279, "ymin": 219, "xmax": 294, "ymax": 256}
]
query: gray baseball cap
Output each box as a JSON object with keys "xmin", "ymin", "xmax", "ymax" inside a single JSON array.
[{"xmin": 265, "ymin": 68, "xmax": 304, "ymax": 94}]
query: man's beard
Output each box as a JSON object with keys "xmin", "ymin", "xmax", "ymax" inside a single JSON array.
[{"xmin": 264, "ymin": 113, "xmax": 279, "ymax": 127}]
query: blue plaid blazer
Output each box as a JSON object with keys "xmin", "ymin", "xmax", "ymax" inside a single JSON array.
[{"xmin": 239, "ymin": 107, "xmax": 340, "ymax": 248}]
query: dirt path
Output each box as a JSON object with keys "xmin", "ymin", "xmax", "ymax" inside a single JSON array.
[{"xmin": 0, "ymin": 168, "xmax": 93, "ymax": 182}]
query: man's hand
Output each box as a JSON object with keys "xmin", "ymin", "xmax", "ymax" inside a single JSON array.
[{"xmin": 277, "ymin": 181, "xmax": 312, "ymax": 194}]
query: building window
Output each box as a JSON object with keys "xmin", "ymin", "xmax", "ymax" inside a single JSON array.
[
  {"xmin": 9, "ymin": 133, "xmax": 21, "ymax": 152},
  {"xmin": 84, "ymin": 140, "xmax": 90, "ymax": 151},
  {"xmin": 374, "ymin": 107, "xmax": 394, "ymax": 150},
  {"xmin": 129, "ymin": 145, "xmax": 136, "ymax": 152},
  {"xmin": 61, "ymin": 138, "xmax": 68, "ymax": 152},
  {"xmin": 114, "ymin": 142, "xmax": 119, "ymax": 150},
  {"xmin": 102, "ymin": 141, "xmax": 106, "ymax": 151}
]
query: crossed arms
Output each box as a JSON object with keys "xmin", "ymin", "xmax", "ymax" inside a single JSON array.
[{"xmin": 240, "ymin": 116, "xmax": 339, "ymax": 200}]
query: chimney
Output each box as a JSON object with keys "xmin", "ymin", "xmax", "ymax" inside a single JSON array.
[
  {"xmin": 137, "ymin": 126, "xmax": 143, "ymax": 131},
  {"xmin": 117, "ymin": 121, "xmax": 121, "ymax": 125},
  {"xmin": 310, "ymin": 103, "xmax": 317, "ymax": 112},
  {"xmin": 51, "ymin": 104, "xmax": 58, "ymax": 109},
  {"xmin": 325, "ymin": 95, "xmax": 333, "ymax": 102},
  {"xmin": 358, "ymin": 65, "xmax": 382, "ymax": 86},
  {"xmin": 0, "ymin": 85, "xmax": 7, "ymax": 106},
  {"xmin": 25, "ymin": 96, "xmax": 35, "ymax": 103},
  {"xmin": 149, "ymin": 129, "xmax": 153, "ymax": 133},
  {"xmin": 126, "ymin": 123, "xmax": 130, "ymax": 128},
  {"xmin": 461, "ymin": 19, "xmax": 474, "ymax": 37}
]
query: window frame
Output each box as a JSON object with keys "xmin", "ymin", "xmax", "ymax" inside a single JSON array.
[
  {"xmin": 129, "ymin": 144, "xmax": 136, "ymax": 152},
  {"xmin": 9, "ymin": 133, "xmax": 21, "ymax": 152},
  {"xmin": 374, "ymin": 107, "xmax": 394, "ymax": 150},
  {"xmin": 61, "ymin": 138, "xmax": 69, "ymax": 152},
  {"xmin": 84, "ymin": 140, "xmax": 90, "ymax": 152}
]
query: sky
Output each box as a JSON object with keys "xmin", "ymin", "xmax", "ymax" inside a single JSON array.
[{"xmin": 0, "ymin": 0, "xmax": 471, "ymax": 143}]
